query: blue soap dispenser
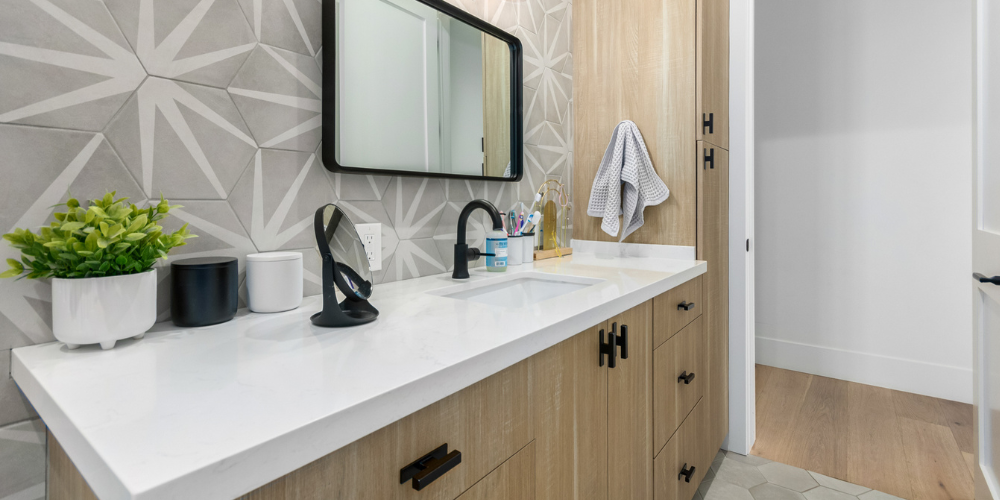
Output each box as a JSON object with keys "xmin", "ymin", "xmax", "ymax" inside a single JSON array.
[{"xmin": 485, "ymin": 228, "xmax": 508, "ymax": 272}]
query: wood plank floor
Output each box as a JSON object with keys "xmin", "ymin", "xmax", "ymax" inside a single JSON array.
[{"xmin": 752, "ymin": 364, "xmax": 974, "ymax": 500}]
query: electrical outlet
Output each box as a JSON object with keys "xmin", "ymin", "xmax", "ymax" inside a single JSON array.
[{"xmin": 354, "ymin": 223, "xmax": 382, "ymax": 271}]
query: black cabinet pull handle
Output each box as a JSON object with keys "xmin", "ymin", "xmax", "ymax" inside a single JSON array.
[
  {"xmin": 678, "ymin": 463, "xmax": 696, "ymax": 483},
  {"xmin": 619, "ymin": 324, "xmax": 629, "ymax": 359},
  {"xmin": 677, "ymin": 371, "xmax": 696, "ymax": 384},
  {"xmin": 400, "ymin": 444, "xmax": 462, "ymax": 490},
  {"xmin": 677, "ymin": 301, "xmax": 696, "ymax": 311},
  {"xmin": 975, "ymin": 273, "xmax": 1000, "ymax": 285},
  {"xmin": 599, "ymin": 328, "xmax": 617, "ymax": 368}
]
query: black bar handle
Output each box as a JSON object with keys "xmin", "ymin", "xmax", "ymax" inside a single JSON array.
[
  {"xmin": 975, "ymin": 273, "xmax": 1000, "ymax": 285},
  {"xmin": 599, "ymin": 329, "xmax": 616, "ymax": 367},
  {"xmin": 400, "ymin": 444, "xmax": 462, "ymax": 490},
  {"xmin": 412, "ymin": 450, "xmax": 462, "ymax": 490},
  {"xmin": 608, "ymin": 330, "xmax": 617, "ymax": 368},
  {"xmin": 619, "ymin": 324, "xmax": 629, "ymax": 360},
  {"xmin": 677, "ymin": 371, "xmax": 696, "ymax": 385},
  {"xmin": 678, "ymin": 463, "xmax": 696, "ymax": 483},
  {"xmin": 703, "ymin": 112, "xmax": 714, "ymax": 134},
  {"xmin": 677, "ymin": 301, "xmax": 696, "ymax": 311}
]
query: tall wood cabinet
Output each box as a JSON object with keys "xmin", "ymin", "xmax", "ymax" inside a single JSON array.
[{"xmin": 573, "ymin": 0, "xmax": 731, "ymax": 498}]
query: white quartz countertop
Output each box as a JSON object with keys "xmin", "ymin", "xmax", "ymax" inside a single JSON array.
[{"xmin": 12, "ymin": 253, "xmax": 706, "ymax": 500}]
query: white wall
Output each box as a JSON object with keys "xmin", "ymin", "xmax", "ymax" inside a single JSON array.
[{"xmin": 755, "ymin": 0, "xmax": 974, "ymax": 402}]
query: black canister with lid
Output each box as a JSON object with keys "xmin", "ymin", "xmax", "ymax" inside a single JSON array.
[{"xmin": 171, "ymin": 256, "xmax": 238, "ymax": 327}]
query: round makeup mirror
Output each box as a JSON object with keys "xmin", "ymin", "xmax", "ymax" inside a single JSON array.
[{"xmin": 311, "ymin": 204, "xmax": 378, "ymax": 327}]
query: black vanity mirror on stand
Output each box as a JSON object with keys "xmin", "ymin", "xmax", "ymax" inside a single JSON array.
[{"xmin": 311, "ymin": 204, "xmax": 379, "ymax": 327}]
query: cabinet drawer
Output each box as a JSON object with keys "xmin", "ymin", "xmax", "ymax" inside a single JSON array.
[
  {"xmin": 455, "ymin": 441, "xmax": 535, "ymax": 500},
  {"xmin": 653, "ymin": 316, "xmax": 706, "ymax": 454},
  {"xmin": 270, "ymin": 359, "xmax": 533, "ymax": 500},
  {"xmin": 653, "ymin": 398, "xmax": 711, "ymax": 500},
  {"xmin": 653, "ymin": 276, "xmax": 702, "ymax": 348}
]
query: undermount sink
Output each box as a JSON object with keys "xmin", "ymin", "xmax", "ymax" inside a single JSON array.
[{"xmin": 429, "ymin": 272, "xmax": 604, "ymax": 308}]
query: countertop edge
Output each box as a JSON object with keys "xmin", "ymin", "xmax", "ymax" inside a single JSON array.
[{"xmin": 15, "ymin": 261, "xmax": 707, "ymax": 500}]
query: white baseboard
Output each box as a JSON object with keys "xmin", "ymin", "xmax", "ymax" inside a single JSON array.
[
  {"xmin": 570, "ymin": 239, "xmax": 697, "ymax": 260},
  {"xmin": 755, "ymin": 336, "xmax": 972, "ymax": 404}
]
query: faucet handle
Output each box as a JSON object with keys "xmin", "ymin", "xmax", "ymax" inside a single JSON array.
[{"xmin": 466, "ymin": 248, "xmax": 494, "ymax": 261}]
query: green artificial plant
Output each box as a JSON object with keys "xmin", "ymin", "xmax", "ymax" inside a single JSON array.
[{"xmin": 1, "ymin": 192, "xmax": 196, "ymax": 280}]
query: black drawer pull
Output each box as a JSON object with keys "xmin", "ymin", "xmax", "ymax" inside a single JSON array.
[
  {"xmin": 678, "ymin": 463, "xmax": 696, "ymax": 483},
  {"xmin": 618, "ymin": 324, "xmax": 629, "ymax": 360},
  {"xmin": 677, "ymin": 301, "xmax": 696, "ymax": 311},
  {"xmin": 599, "ymin": 327, "xmax": 618, "ymax": 368},
  {"xmin": 400, "ymin": 444, "xmax": 462, "ymax": 490},
  {"xmin": 678, "ymin": 371, "xmax": 696, "ymax": 384}
]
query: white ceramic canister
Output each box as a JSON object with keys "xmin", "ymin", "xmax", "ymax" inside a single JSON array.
[
  {"xmin": 246, "ymin": 252, "xmax": 303, "ymax": 313},
  {"xmin": 508, "ymin": 236, "xmax": 523, "ymax": 266}
]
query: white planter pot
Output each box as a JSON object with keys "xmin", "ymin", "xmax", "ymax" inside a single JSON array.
[{"xmin": 52, "ymin": 269, "xmax": 157, "ymax": 350}]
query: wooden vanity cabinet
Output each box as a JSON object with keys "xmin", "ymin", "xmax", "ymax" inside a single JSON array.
[{"xmin": 697, "ymin": 0, "xmax": 730, "ymax": 149}]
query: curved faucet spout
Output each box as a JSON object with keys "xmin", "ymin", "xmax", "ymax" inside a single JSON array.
[{"xmin": 453, "ymin": 200, "xmax": 504, "ymax": 279}]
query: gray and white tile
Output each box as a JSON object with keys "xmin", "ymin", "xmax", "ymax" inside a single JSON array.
[
  {"xmin": 381, "ymin": 177, "xmax": 447, "ymax": 240},
  {"xmin": 236, "ymin": 0, "xmax": 322, "ymax": 57},
  {"xmin": 106, "ymin": 77, "xmax": 258, "ymax": 200},
  {"xmin": 0, "ymin": 419, "xmax": 45, "ymax": 500},
  {"xmin": 229, "ymin": 44, "xmax": 322, "ymax": 152},
  {"xmin": 228, "ymin": 149, "xmax": 336, "ymax": 251},
  {"xmin": 0, "ymin": 0, "xmax": 145, "ymax": 131},
  {"xmin": 105, "ymin": 0, "xmax": 257, "ymax": 88}
]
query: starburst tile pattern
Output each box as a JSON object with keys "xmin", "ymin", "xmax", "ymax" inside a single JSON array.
[
  {"xmin": 228, "ymin": 149, "xmax": 337, "ymax": 251},
  {"xmin": 236, "ymin": 0, "xmax": 322, "ymax": 57},
  {"xmin": 0, "ymin": 0, "xmax": 145, "ymax": 131},
  {"xmin": 105, "ymin": 0, "xmax": 257, "ymax": 88},
  {"xmin": 229, "ymin": 44, "xmax": 322, "ymax": 152},
  {"xmin": 106, "ymin": 77, "xmax": 258, "ymax": 200},
  {"xmin": 0, "ymin": 0, "xmax": 573, "ymax": 434}
]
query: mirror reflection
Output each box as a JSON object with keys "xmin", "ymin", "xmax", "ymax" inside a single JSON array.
[
  {"xmin": 330, "ymin": 0, "xmax": 518, "ymax": 179},
  {"xmin": 321, "ymin": 205, "xmax": 373, "ymax": 300}
]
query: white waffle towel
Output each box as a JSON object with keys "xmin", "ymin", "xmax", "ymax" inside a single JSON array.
[{"xmin": 586, "ymin": 120, "xmax": 670, "ymax": 241}]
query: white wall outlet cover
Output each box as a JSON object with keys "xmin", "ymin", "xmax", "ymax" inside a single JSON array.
[{"xmin": 354, "ymin": 223, "xmax": 382, "ymax": 271}]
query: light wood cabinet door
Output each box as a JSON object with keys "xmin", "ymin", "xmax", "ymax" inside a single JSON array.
[
  {"xmin": 652, "ymin": 275, "xmax": 703, "ymax": 349},
  {"xmin": 608, "ymin": 301, "xmax": 654, "ymax": 500},
  {"xmin": 456, "ymin": 442, "xmax": 535, "ymax": 500},
  {"xmin": 239, "ymin": 360, "xmax": 533, "ymax": 500},
  {"xmin": 697, "ymin": 142, "xmax": 729, "ymax": 450},
  {"xmin": 696, "ymin": 0, "xmax": 729, "ymax": 149},
  {"xmin": 653, "ymin": 315, "xmax": 706, "ymax": 454},
  {"xmin": 653, "ymin": 399, "xmax": 711, "ymax": 500},
  {"xmin": 534, "ymin": 323, "xmax": 609, "ymax": 500}
]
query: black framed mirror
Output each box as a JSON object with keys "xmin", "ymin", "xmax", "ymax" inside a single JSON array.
[
  {"xmin": 322, "ymin": 0, "xmax": 522, "ymax": 181},
  {"xmin": 312, "ymin": 204, "xmax": 379, "ymax": 327}
]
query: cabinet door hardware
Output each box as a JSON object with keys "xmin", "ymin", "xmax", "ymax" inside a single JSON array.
[
  {"xmin": 678, "ymin": 463, "xmax": 696, "ymax": 483},
  {"xmin": 704, "ymin": 148, "xmax": 715, "ymax": 169},
  {"xmin": 400, "ymin": 443, "xmax": 463, "ymax": 491},
  {"xmin": 677, "ymin": 371, "xmax": 696, "ymax": 385},
  {"xmin": 703, "ymin": 112, "xmax": 714, "ymax": 134},
  {"xmin": 975, "ymin": 272, "xmax": 1000, "ymax": 285},
  {"xmin": 599, "ymin": 328, "xmax": 618, "ymax": 368},
  {"xmin": 677, "ymin": 301, "xmax": 696, "ymax": 311},
  {"xmin": 618, "ymin": 323, "xmax": 629, "ymax": 359}
]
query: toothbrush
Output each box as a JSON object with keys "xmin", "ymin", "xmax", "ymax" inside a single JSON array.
[{"xmin": 522, "ymin": 211, "xmax": 541, "ymax": 233}]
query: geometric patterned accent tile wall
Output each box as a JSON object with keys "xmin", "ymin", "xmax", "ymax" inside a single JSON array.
[{"xmin": 0, "ymin": 0, "xmax": 573, "ymax": 433}]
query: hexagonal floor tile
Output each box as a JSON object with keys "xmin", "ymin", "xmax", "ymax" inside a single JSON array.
[
  {"xmin": 751, "ymin": 483, "xmax": 807, "ymax": 500},
  {"xmin": 105, "ymin": 0, "xmax": 256, "ymax": 88},
  {"xmin": 804, "ymin": 487, "xmax": 859, "ymax": 500},
  {"xmin": 228, "ymin": 45, "xmax": 322, "ymax": 152},
  {"xmin": 0, "ymin": 0, "xmax": 145, "ymax": 131},
  {"xmin": 236, "ymin": 0, "xmax": 321, "ymax": 57},
  {"xmin": 702, "ymin": 479, "xmax": 754, "ymax": 500},
  {"xmin": 715, "ymin": 457, "xmax": 768, "ymax": 489},
  {"xmin": 228, "ymin": 149, "xmax": 336, "ymax": 252},
  {"xmin": 758, "ymin": 462, "xmax": 820, "ymax": 492},
  {"xmin": 105, "ymin": 77, "xmax": 258, "ymax": 201}
]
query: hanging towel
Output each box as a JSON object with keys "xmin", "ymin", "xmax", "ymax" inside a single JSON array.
[{"xmin": 587, "ymin": 120, "xmax": 670, "ymax": 241}]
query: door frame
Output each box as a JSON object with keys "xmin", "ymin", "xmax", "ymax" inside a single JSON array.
[{"xmin": 726, "ymin": 0, "xmax": 756, "ymax": 455}]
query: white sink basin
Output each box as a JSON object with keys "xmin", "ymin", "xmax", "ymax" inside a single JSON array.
[{"xmin": 429, "ymin": 272, "xmax": 604, "ymax": 308}]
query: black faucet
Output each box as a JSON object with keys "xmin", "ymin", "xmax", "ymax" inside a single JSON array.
[{"xmin": 453, "ymin": 200, "xmax": 505, "ymax": 279}]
